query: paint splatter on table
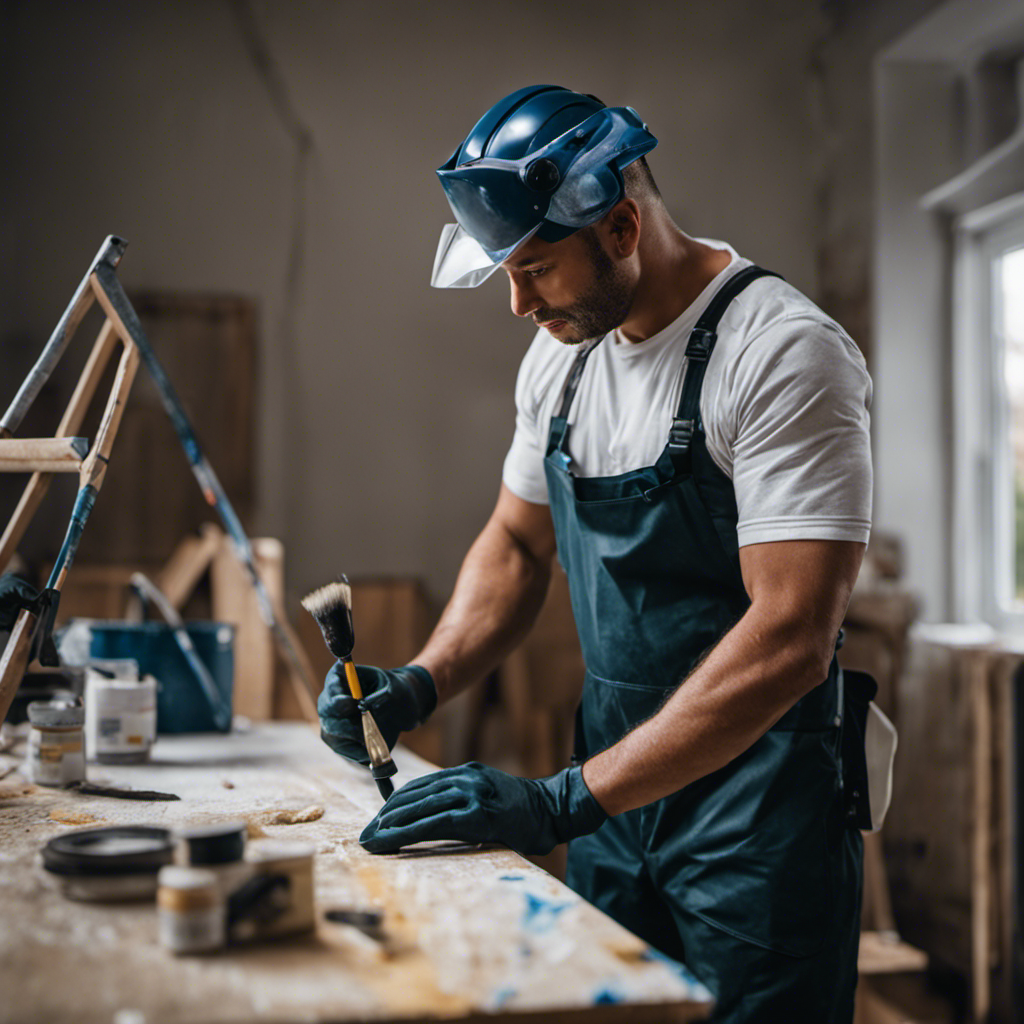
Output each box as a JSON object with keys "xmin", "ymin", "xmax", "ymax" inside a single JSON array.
[{"xmin": 0, "ymin": 722, "xmax": 711, "ymax": 1023}]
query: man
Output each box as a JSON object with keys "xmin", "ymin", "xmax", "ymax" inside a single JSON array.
[{"xmin": 319, "ymin": 85, "xmax": 872, "ymax": 1022}]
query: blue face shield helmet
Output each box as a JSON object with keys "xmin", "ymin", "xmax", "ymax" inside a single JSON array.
[{"xmin": 431, "ymin": 88, "xmax": 657, "ymax": 288}]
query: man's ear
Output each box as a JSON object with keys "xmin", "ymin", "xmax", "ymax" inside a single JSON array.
[{"xmin": 601, "ymin": 199, "xmax": 641, "ymax": 258}]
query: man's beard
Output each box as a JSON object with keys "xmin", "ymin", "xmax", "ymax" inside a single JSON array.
[{"xmin": 534, "ymin": 230, "xmax": 635, "ymax": 345}]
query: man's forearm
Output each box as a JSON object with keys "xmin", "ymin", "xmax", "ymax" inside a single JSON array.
[
  {"xmin": 581, "ymin": 603, "xmax": 831, "ymax": 815},
  {"xmin": 582, "ymin": 538, "xmax": 862, "ymax": 816},
  {"xmin": 414, "ymin": 517, "xmax": 553, "ymax": 703}
]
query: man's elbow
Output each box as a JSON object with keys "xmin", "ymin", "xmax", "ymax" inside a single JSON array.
[{"xmin": 759, "ymin": 613, "xmax": 839, "ymax": 704}]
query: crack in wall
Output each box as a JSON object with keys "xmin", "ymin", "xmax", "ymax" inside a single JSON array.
[{"xmin": 229, "ymin": 0, "xmax": 314, "ymax": 544}]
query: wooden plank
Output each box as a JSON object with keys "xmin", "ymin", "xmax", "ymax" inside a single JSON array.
[
  {"xmin": 886, "ymin": 638, "xmax": 977, "ymax": 973},
  {"xmin": 858, "ymin": 931, "xmax": 928, "ymax": 975},
  {"xmin": 862, "ymin": 831, "xmax": 898, "ymax": 934},
  {"xmin": 78, "ymin": 341, "xmax": 140, "ymax": 492},
  {"xmin": 0, "ymin": 608, "xmax": 37, "ymax": 726},
  {"xmin": 0, "ymin": 319, "xmax": 120, "ymax": 570},
  {"xmin": 855, "ymin": 978, "xmax": 952, "ymax": 1024},
  {"xmin": 991, "ymin": 653, "xmax": 1016, "ymax": 1021},
  {"xmin": 271, "ymin": 603, "xmax": 320, "ymax": 722},
  {"xmin": 211, "ymin": 535, "xmax": 282, "ymax": 720},
  {"xmin": 0, "ymin": 437, "xmax": 89, "ymax": 472},
  {"xmin": 154, "ymin": 524, "xmax": 224, "ymax": 611},
  {"xmin": 0, "ymin": 724, "xmax": 712, "ymax": 1023},
  {"xmin": 968, "ymin": 651, "xmax": 993, "ymax": 1023}
]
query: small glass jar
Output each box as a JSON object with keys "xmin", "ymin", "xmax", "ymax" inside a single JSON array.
[
  {"xmin": 157, "ymin": 866, "xmax": 225, "ymax": 954},
  {"xmin": 26, "ymin": 697, "xmax": 86, "ymax": 787}
]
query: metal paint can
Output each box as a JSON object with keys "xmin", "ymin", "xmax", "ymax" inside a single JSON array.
[
  {"xmin": 84, "ymin": 666, "xmax": 157, "ymax": 764},
  {"xmin": 26, "ymin": 697, "xmax": 86, "ymax": 787},
  {"xmin": 157, "ymin": 866, "xmax": 226, "ymax": 954}
]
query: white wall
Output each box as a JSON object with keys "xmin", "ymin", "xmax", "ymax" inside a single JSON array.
[
  {"xmin": 2, "ymin": 0, "xmax": 942, "ymax": 606},
  {"xmin": 874, "ymin": 0, "xmax": 1024, "ymax": 621}
]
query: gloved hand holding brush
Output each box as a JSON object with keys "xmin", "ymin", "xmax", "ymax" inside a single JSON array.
[{"xmin": 318, "ymin": 663, "xmax": 437, "ymax": 765}]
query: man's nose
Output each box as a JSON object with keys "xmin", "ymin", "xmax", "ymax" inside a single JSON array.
[{"xmin": 509, "ymin": 276, "xmax": 540, "ymax": 318}]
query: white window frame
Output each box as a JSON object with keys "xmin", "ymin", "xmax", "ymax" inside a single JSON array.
[{"xmin": 953, "ymin": 191, "xmax": 1024, "ymax": 630}]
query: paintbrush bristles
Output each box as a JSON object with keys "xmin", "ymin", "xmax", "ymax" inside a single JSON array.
[
  {"xmin": 301, "ymin": 579, "xmax": 355, "ymax": 660},
  {"xmin": 300, "ymin": 579, "xmax": 351, "ymax": 619}
]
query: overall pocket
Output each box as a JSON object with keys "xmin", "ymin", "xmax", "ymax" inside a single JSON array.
[{"xmin": 652, "ymin": 726, "xmax": 842, "ymax": 957}]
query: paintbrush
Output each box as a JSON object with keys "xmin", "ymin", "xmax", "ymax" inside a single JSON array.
[{"xmin": 301, "ymin": 577, "xmax": 397, "ymax": 800}]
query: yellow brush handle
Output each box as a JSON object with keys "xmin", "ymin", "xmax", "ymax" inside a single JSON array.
[{"xmin": 343, "ymin": 659, "xmax": 363, "ymax": 700}]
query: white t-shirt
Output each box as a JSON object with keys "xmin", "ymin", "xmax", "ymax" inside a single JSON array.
[{"xmin": 502, "ymin": 242, "xmax": 873, "ymax": 548}]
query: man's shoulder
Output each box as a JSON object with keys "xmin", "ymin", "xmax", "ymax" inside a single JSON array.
[{"xmin": 715, "ymin": 273, "xmax": 862, "ymax": 369}]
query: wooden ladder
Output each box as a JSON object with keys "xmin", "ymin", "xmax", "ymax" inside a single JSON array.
[
  {"xmin": 0, "ymin": 237, "xmax": 140, "ymax": 723},
  {"xmin": 1, "ymin": 236, "xmax": 319, "ymax": 725}
]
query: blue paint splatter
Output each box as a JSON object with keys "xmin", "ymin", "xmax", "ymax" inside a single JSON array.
[
  {"xmin": 492, "ymin": 987, "xmax": 517, "ymax": 1007},
  {"xmin": 499, "ymin": 874, "xmax": 525, "ymax": 881},
  {"xmin": 521, "ymin": 892, "xmax": 573, "ymax": 932},
  {"xmin": 641, "ymin": 946, "xmax": 713, "ymax": 999},
  {"xmin": 592, "ymin": 988, "xmax": 624, "ymax": 1005}
]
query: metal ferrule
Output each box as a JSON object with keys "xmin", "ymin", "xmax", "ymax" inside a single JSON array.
[{"xmin": 361, "ymin": 711, "xmax": 393, "ymax": 771}]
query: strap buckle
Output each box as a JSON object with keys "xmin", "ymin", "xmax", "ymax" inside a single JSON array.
[
  {"xmin": 667, "ymin": 418, "xmax": 695, "ymax": 455},
  {"xmin": 685, "ymin": 327, "xmax": 716, "ymax": 361}
]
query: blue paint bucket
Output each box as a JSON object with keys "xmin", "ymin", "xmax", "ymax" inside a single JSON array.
[{"xmin": 84, "ymin": 621, "xmax": 235, "ymax": 733}]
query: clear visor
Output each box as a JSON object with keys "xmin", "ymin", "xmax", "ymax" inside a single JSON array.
[{"xmin": 430, "ymin": 222, "xmax": 539, "ymax": 289}]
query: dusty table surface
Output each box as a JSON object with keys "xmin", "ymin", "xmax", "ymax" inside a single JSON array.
[{"xmin": 0, "ymin": 721, "xmax": 711, "ymax": 1024}]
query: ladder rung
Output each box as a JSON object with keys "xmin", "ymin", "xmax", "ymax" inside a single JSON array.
[{"xmin": 0, "ymin": 437, "xmax": 90, "ymax": 472}]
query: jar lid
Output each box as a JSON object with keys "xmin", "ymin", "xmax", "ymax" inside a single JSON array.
[
  {"xmin": 246, "ymin": 840, "xmax": 315, "ymax": 867},
  {"xmin": 85, "ymin": 659, "xmax": 139, "ymax": 680},
  {"xmin": 28, "ymin": 697, "xmax": 84, "ymax": 727},
  {"xmin": 158, "ymin": 865, "xmax": 219, "ymax": 890},
  {"xmin": 178, "ymin": 821, "xmax": 247, "ymax": 865},
  {"xmin": 42, "ymin": 826, "xmax": 174, "ymax": 877}
]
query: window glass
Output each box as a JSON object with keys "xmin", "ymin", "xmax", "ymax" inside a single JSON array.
[{"xmin": 999, "ymin": 246, "xmax": 1024, "ymax": 605}]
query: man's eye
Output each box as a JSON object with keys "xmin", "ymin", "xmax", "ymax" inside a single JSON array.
[{"xmin": 526, "ymin": 266, "xmax": 548, "ymax": 277}]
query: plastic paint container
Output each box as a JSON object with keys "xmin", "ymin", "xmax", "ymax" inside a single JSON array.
[
  {"xmin": 84, "ymin": 666, "xmax": 157, "ymax": 764},
  {"xmin": 157, "ymin": 866, "xmax": 226, "ymax": 954},
  {"xmin": 26, "ymin": 697, "xmax": 86, "ymax": 787},
  {"xmin": 40, "ymin": 825, "xmax": 174, "ymax": 902},
  {"xmin": 238, "ymin": 840, "xmax": 316, "ymax": 938},
  {"xmin": 175, "ymin": 821, "xmax": 252, "ymax": 898}
]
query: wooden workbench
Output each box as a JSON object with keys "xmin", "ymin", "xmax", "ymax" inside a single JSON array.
[{"xmin": 0, "ymin": 722, "xmax": 711, "ymax": 1024}]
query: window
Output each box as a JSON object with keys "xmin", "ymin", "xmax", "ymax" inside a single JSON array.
[
  {"xmin": 994, "ymin": 229, "xmax": 1024, "ymax": 607},
  {"xmin": 954, "ymin": 197, "xmax": 1024, "ymax": 629}
]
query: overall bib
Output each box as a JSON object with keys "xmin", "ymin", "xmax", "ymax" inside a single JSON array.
[{"xmin": 543, "ymin": 267, "xmax": 863, "ymax": 1023}]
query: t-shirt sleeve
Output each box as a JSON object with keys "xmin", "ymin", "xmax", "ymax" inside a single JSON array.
[
  {"xmin": 708, "ymin": 316, "xmax": 873, "ymax": 547},
  {"xmin": 501, "ymin": 334, "xmax": 556, "ymax": 505}
]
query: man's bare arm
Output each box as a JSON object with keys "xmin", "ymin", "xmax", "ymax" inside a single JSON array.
[
  {"xmin": 414, "ymin": 484, "xmax": 557, "ymax": 703},
  {"xmin": 582, "ymin": 538, "xmax": 864, "ymax": 815}
]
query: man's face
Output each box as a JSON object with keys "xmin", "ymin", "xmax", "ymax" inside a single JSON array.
[{"xmin": 501, "ymin": 226, "xmax": 635, "ymax": 345}]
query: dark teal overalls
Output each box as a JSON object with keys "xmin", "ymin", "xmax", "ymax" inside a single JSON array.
[{"xmin": 544, "ymin": 268, "xmax": 863, "ymax": 1023}]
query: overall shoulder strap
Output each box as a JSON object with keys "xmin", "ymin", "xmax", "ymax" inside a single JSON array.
[
  {"xmin": 548, "ymin": 335, "xmax": 606, "ymax": 466},
  {"xmin": 554, "ymin": 335, "xmax": 605, "ymax": 421},
  {"xmin": 667, "ymin": 265, "xmax": 783, "ymax": 469}
]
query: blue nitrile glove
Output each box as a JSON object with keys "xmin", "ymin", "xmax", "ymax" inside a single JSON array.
[
  {"xmin": 318, "ymin": 663, "xmax": 436, "ymax": 765},
  {"xmin": 359, "ymin": 761, "xmax": 608, "ymax": 856},
  {"xmin": 0, "ymin": 574, "xmax": 40, "ymax": 632}
]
